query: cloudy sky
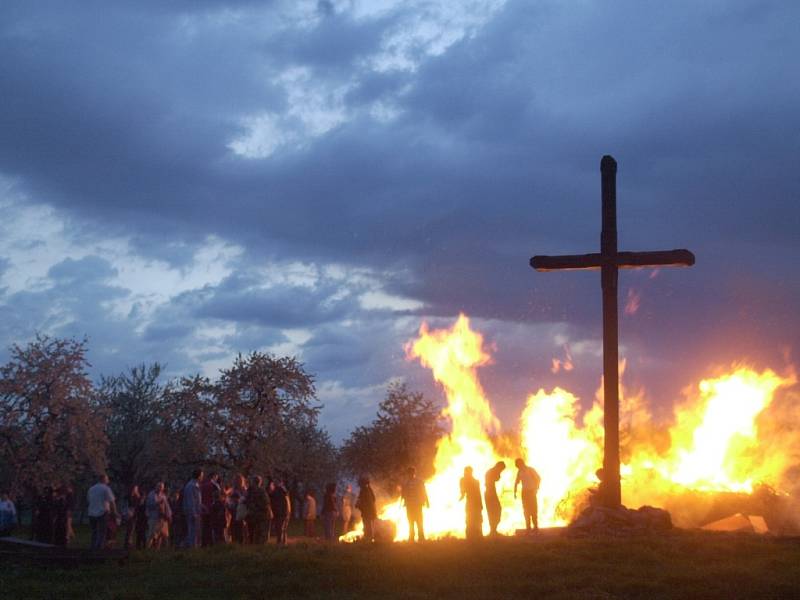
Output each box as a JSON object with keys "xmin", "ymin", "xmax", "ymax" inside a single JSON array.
[{"xmin": 1, "ymin": 0, "xmax": 797, "ymax": 440}]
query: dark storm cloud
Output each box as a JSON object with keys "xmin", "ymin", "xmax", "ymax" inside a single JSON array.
[
  {"xmin": 263, "ymin": 7, "xmax": 388, "ymax": 69},
  {"xmin": 142, "ymin": 322, "xmax": 194, "ymax": 343},
  {"xmin": 194, "ymin": 273, "xmax": 357, "ymax": 328},
  {"xmin": 0, "ymin": 1, "xmax": 279, "ymax": 248},
  {"xmin": 302, "ymin": 321, "xmax": 399, "ymax": 380},
  {"xmin": 217, "ymin": 324, "xmax": 289, "ymax": 355},
  {"xmin": 0, "ymin": 0, "xmax": 798, "ymax": 436},
  {"xmin": 2, "ymin": 0, "xmax": 796, "ymax": 267},
  {"xmin": 0, "ymin": 256, "xmax": 138, "ymax": 374},
  {"xmin": 47, "ymin": 256, "xmax": 118, "ymax": 282}
]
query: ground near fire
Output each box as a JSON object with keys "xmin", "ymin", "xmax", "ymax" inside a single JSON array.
[{"xmin": 3, "ymin": 527, "xmax": 800, "ymax": 600}]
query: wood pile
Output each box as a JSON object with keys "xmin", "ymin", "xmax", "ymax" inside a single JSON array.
[{"xmin": 567, "ymin": 505, "xmax": 673, "ymax": 537}]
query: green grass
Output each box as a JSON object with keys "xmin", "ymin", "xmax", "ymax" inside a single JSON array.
[{"xmin": 3, "ymin": 528, "xmax": 800, "ymax": 599}]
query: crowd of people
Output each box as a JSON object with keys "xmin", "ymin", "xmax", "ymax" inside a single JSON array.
[
  {"xmin": 0, "ymin": 457, "xmax": 541, "ymax": 548},
  {"xmin": 0, "ymin": 485, "xmax": 76, "ymax": 545},
  {"xmin": 81, "ymin": 470, "xmax": 372, "ymax": 551}
]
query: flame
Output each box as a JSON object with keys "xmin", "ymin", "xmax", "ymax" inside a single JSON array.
[
  {"xmin": 623, "ymin": 367, "xmax": 796, "ymax": 503},
  {"xmin": 519, "ymin": 387, "xmax": 600, "ymax": 525},
  {"xmin": 624, "ymin": 288, "xmax": 641, "ymax": 315},
  {"xmin": 551, "ymin": 344, "xmax": 574, "ymax": 374},
  {"xmin": 343, "ymin": 315, "xmax": 797, "ymax": 541},
  {"xmin": 398, "ymin": 314, "xmax": 518, "ymax": 538}
]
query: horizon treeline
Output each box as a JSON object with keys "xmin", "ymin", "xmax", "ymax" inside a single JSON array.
[{"xmin": 0, "ymin": 334, "xmax": 442, "ymax": 502}]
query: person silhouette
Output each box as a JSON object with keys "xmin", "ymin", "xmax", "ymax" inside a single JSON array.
[
  {"xmin": 513, "ymin": 458, "xmax": 540, "ymax": 532},
  {"xmin": 459, "ymin": 466, "xmax": 483, "ymax": 540},
  {"xmin": 484, "ymin": 461, "xmax": 506, "ymax": 536},
  {"xmin": 401, "ymin": 467, "xmax": 429, "ymax": 542},
  {"xmin": 355, "ymin": 477, "xmax": 376, "ymax": 542}
]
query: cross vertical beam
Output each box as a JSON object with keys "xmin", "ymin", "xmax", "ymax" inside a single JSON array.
[
  {"xmin": 600, "ymin": 155, "xmax": 621, "ymax": 507},
  {"xmin": 530, "ymin": 155, "xmax": 694, "ymax": 512}
]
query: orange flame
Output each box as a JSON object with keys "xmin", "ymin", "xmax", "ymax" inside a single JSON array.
[
  {"xmin": 624, "ymin": 288, "xmax": 641, "ymax": 315},
  {"xmin": 343, "ymin": 315, "xmax": 797, "ymax": 540},
  {"xmin": 551, "ymin": 345, "xmax": 574, "ymax": 374},
  {"xmin": 398, "ymin": 314, "xmax": 518, "ymax": 538}
]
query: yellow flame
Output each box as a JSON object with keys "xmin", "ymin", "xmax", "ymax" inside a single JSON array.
[
  {"xmin": 520, "ymin": 387, "xmax": 601, "ymax": 525},
  {"xmin": 343, "ymin": 315, "xmax": 797, "ymax": 541},
  {"xmin": 631, "ymin": 367, "xmax": 795, "ymax": 496},
  {"xmin": 397, "ymin": 314, "xmax": 517, "ymax": 539}
]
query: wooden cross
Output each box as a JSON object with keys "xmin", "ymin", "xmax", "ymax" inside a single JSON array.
[{"xmin": 530, "ymin": 155, "xmax": 695, "ymax": 508}]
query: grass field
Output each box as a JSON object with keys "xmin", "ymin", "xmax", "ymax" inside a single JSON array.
[{"xmin": 3, "ymin": 527, "xmax": 800, "ymax": 599}]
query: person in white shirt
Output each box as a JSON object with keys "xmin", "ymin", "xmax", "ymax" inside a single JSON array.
[
  {"xmin": 0, "ymin": 491, "xmax": 17, "ymax": 536},
  {"xmin": 86, "ymin": 474, "xmax": 116, "ymax": 550}
]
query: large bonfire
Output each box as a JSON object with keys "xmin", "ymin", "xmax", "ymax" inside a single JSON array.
[{"xmin": 344, "ymin": 314, "xmax": 797, "ymax": 541}]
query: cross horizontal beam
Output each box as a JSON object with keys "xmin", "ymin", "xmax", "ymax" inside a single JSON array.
[{"xmin": 530, "ymin": 249, "xmax": 695, "ymax": 272}]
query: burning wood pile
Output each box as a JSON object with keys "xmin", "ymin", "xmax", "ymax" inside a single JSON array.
[
  {"xmin": 342, "ymin": 315, "xmax": 799, "ymax": 542},
  {"xmin": 567, "ymin": 505, "xmax": 672, "ymax": 537}
]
